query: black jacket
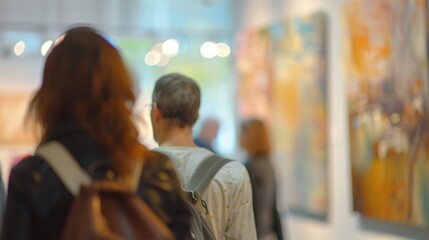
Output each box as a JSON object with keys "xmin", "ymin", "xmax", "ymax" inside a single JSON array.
[
  {"xmin": 1, "ymin": 125, "xmax": 191, "ymax": 240},
  {"xmin": 246, "ymin": 156, "xmax": 284, "ymax": 240}
]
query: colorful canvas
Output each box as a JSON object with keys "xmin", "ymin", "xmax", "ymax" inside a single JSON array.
[
  {"xmin": 270, "ymin": 12, "xmax": 329, "ymax": 217},
  {"xmin": 236, "ymin": 28, "xmax": 274, "ymax": 124},
  {"xmin": 344, "ymin": 0, "xmax": 429, "ymax": 226}
]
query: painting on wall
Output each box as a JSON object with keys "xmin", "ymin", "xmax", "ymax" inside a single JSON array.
[
  {"xmin": 345, "ymin": 0, "xmax": 429, "ymax": 227},
  {"xmin": 236, "ymin": 28, "xmax": 274, "ymax": 124},
  {"xmin": 235, "ymin": 12, "xmax": 329, "ymax": 218},
  {"xmin": 270, "ymin": 12, "xmax": 329, "ymax": 218},
  {"xmin": 0, "ymin": 93, "xmax": 36, "ymax": 145}
]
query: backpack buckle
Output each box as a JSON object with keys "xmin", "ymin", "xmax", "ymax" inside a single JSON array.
[
  {"xmin": 200, "ymin": 199, "xmax": 209, "ymax": 215},
  {"xmin": 189, "ymin": 191, "xmax": 199, "ymax": 203},
  {"xmin": 188, "ymin": 191, "xmax": 209, "ymax": 215}
]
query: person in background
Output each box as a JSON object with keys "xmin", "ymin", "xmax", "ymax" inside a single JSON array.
[
  {"xmin": 193, "ymin": 117, "xmax": 220, "ymax": 153},
  {"xmin": 240, "ymin": 118, "xmax": 284, "ymax": 240},
  {"xmin": 1, "ymin": 26, "xmax": 191, "ymax": 240},
  {"xmin": 150, "ymin": 72, "xmax": 257, "ymax": 240}
]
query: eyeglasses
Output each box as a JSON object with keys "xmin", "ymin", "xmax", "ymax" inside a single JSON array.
[
  {"xmin": 143, "ymin": 102, "xmax": 157, "ymax": 113},
  {"xmin": 144, "ymin": 103, "xmax": 154, "ymax": 109},
  {"xmin": 141, "ymin": 103, "xmax": 154, "ymax": 119}
]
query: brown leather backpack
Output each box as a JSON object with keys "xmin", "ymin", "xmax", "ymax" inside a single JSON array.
[{"xmin": 36, "ymin": 141, "xmax": 174, "ymax": 240}]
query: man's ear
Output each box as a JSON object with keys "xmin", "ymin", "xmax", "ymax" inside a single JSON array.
[{"xmin": 152, "ymin": 105, "xmax": 163, "ymax": 122}]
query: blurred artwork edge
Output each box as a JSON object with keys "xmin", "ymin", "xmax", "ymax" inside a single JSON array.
[{"xmin": 0, "ymin": 92, "xmax": 37, "ymax": 146}]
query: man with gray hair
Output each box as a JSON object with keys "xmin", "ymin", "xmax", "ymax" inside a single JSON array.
[{"xmin": 150, "ymin": 73, "xmax": 257, "ymax": 240}]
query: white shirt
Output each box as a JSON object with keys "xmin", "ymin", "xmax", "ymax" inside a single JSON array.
[{"xmin": 155, "ymin": 146, "xmax": 257, "ymax": 240}]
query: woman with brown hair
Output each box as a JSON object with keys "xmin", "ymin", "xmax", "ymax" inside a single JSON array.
[
  {"xmin": 240, "ymin": 118, "xmax": 285, "ymax": 240},
  {"xmin": 1, "ymin": 26, "xmax": 191, "ymax": 239}
]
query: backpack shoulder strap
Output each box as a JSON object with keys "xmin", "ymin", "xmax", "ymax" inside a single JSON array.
[
  {"xmin": 35, "ymin": 141, "xmax": 92, "ymax": 196},
  {"xmin": 186, "ymin": 155, "xmax": 231, "ymax": 194}
]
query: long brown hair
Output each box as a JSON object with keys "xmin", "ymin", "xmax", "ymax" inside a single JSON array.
[{"xmin": 28, "ymin": 26, "xmax": 144, "ymax": 178}]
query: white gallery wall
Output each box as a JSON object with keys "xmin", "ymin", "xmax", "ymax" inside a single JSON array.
[{"xmin": 231, "ymin": 0, "xmax": 428, "ymax": 240}]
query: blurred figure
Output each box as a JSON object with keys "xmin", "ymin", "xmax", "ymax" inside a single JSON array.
[
  {"xmin": 194, "ymin": 117, "xmax": 220, "ymax": 152},
  {"xmin": 2, "ymin": 26, "xmax": 191, "ymax": 240},
  {"xmin": 150, "ymin": 72, "xmax": 257, "ymax": 240},
  {"xmin": 240, "ymin": 118, "xmax": 284, "ymax": 240}
]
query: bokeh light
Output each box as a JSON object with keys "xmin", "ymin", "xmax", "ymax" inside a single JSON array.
[
  {"xmin": 157, "ymin": 54, "xmax": 170, "ymax": 67},
  {"xmin": 162, "ymin": 39, "xmax": 179, "ymax": 57},
  {"xmin": 144, "ymin": 50, "xmax": 161, "ymax": 66},
  {"xmin": 200, "ymin": 41, "xmax": 218, "ymax": 59},
  {"xmin": 40, "ymin": 40, "xmax": 53, "ymax": 56},
  {"xmin": 13, "ymin": 41, "xmax": 26, "ymax": 56},
  {"xmin": 216, "ymin": 43, "xmax": 230, "ymax": 57}
]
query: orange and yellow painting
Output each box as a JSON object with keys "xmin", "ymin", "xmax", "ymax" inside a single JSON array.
[
  {"xmin": 345, "ymin": 0, "xmax": 429, "ymax": 226},
  {"xmin": 236, "ymin": 12, "xmax": 329, "ymax": 218},
  {"xmin": 236, "ymin": 28, "xmax": 274, "ymax": 124},
  {"xmin": 271, "ymin": 12, "xmax": 329, "ymax": 217}
]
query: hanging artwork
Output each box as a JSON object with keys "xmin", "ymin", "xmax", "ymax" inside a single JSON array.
[
  {"xmin": 236, "ymin": 28, "xmax": 274, "ymax": 124},
  {"xmin": 345, "ymin": 0, "xmax": 429, "ymax": 227},
  {"xmin": 235, "ymin": 12, "xmax": 329, "ymax": 218},
  {"xmin": 271, "ymin": 12, "xmax": 329, "ymax": 218}
]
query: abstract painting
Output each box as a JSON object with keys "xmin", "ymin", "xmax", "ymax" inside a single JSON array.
[
  {"xmin": 235, "ymin": 12, "xmax": 329, "ymax": 218},
  {"xmin": 344, "ymin": 0, "xmax": 429, "ymax": 227},
  {"xmin": 236, "ymin": 28, "xmax": 274, "ymax": 124},
  {"xmin": 271, "ymin": 12, "xmax": 329, "ymax": 218}
]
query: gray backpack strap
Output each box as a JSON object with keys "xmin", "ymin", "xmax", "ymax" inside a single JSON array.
[
  {"xmin": 35, "ymin": 141, "xmax": 92, "ymax": 196},
  {"xmin": 186, "ymin": 155, "xmax": 231, "ymax": 196},
  {"xmin": 186, "ymin": 155, "xmax": 230, "ymax": 240}
]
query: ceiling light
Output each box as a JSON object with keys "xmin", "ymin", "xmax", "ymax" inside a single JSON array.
[
  {"xmin": 41, "ymin": 40, "xmax": 53, "ymax": 56},
  {"xmin": 144, "ymin": 50, "xmax": 161, "ymax": 66},
  {"xmin": 162, "ymin": 39, "xmax": 179, "ymax": 57},
  {"xmin": 200, "ymin": 41, "xmax": 218, "ymax": 59},
  {"xmin": 216, "ymin": 43, "xmax": 230, "ymax": 57},
  {"xmin": 13, "ymin": 41, "xmax": 26, "ymax": 56}
]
